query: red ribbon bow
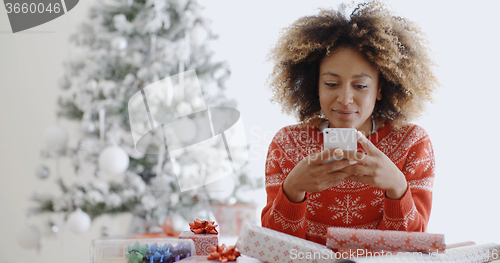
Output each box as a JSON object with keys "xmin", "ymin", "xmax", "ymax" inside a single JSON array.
[
  {"xmin": 206, "ymin": 244, "xmax": 241, "ymax": 262},
  {"xmin": 189, "ymin": 218, "xmax": 218, "ymax": 234}
]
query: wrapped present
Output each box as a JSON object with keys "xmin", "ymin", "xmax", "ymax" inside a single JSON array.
[
  {"xmin": 326, "ymin": 227, "xmax": 446, "ymax": 253},
  {"xmin": 176, "ymin": 255, "xmax": 263, "ymax": 262},
  {"xmin": 236, "ymin": 222, "xmax": 332, "ymax": 263},
  {"xmin": 90, "ymin": 238, "xmax": 195, "ymax": 263},
  {"xmin": 210, "ymin": 203, "xmax": 256, "ymax": 236},
  {"xmin": 179, "ymin": 231, "xmax": 218, "ymax": 256}
]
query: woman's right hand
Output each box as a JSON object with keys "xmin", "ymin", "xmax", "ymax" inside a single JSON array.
[{"xmin": 282, "ymin": 148, "xmax": 357, "ymax": 203}]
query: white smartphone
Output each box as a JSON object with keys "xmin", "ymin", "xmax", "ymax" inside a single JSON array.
[{"xmin": 323, "ymin": 128, "xmax": 357, "ymax": 163}]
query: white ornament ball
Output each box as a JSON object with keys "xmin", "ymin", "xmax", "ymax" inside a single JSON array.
[
  {"xmin": 88, "ymin": 79, "xmax": 98, "ymax": 90},
  {"xmin": 17, "ymin": 224, "xmax": 41, "ymax": 249},
  {"xmin": 44, "ymin": 124, "xmax": 68, "ymax": 151},
  {"xmin": 173, "ymin": 118, "xmax": 196, "ymax": 143},
  {"xmin": 80, "ymin": 119, "xmax": 96, "ymax": 134},
  {"xmin": 58, "ymin": 76, "xmax": 71, "ymax": 90},
  {"xmin": 204, "ymin": 175, "xmax": 235, "ymax": 202},
  {"xmin": 123, "ymin": 73, "xmax": 136, "ymax": 86},
  {"xmin": 190, "ymin": 96, "xmax": 204, "ymax": 109},
  {"xmin": 98, "ymin": 146, "xmax": 130, "ymax": 176},
  {"xmin": 190, "ymin": 23, "xmax": 207, "ymax": 45},
  {"xmin": 66, "ymin": 209, "xmax": 91, "ymax": 234},
  {"xmin": 112, "ymin": 37, "xmax": 128, "ymax": 50},
  {"xmin": 35, "ymin": 164, "xmax": 50, "ymax": 179}
]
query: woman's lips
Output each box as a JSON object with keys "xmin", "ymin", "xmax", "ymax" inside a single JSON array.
[{"xmin": 333, "ymin": 110, "xmax": 357, "ymax": 120}]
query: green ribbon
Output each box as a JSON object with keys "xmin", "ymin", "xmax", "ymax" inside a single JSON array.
[
  {"xmin": 126, "ymin": 251, "xmax": 143, "ymax": 263},
  {"xmin": 126, "ymin": 242, "xmax": 148, "ymax": 263}
]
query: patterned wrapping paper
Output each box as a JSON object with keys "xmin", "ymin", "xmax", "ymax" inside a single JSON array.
[
  {"xmin": 179, "ymin": 231, "xmax": 218, "ymax": 256},
  {"xmin": 326, "ymin": 227, "xmax": 446, "ymax": 253},
  {"xmin": 236, "ymin": 222, "xmax": 333, "ymax": 263}
]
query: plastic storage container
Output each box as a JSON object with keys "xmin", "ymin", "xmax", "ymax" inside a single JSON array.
[{"xmin": 90, "ymin": 238, "xmax": 195, "ymax": 263}]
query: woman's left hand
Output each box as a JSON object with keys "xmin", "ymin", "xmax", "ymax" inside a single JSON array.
[{"xmin": 340, "ymin": 131, "xmax": 408, "ymax": 200}]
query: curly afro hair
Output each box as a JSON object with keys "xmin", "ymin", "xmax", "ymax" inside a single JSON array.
[{"xmin": 267, "ymin": 1, "xmax": 439, "ymax": 128}]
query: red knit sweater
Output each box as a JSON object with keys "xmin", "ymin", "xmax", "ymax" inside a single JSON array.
[{"xmin": 261, "ymin": 123, "xmax": 435, "ymax": 245}]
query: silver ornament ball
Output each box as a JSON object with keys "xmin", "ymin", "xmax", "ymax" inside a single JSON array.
[{"xmin": 35, "ymin": 164, "xmax": 50, "ymax": 179}]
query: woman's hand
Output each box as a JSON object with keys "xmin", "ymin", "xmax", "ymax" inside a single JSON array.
[
  {"xmin": 341, "ymin": 131, "xmax": 408, "ymax": 200},
  {"xmin": 283, "ymin": 148, "xmax": 357, "ymax": 203}
]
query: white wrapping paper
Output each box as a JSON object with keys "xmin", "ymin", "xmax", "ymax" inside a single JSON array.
[{"xmin": 236, "ymin": 222, "xmax": 334, "ymax": 263}]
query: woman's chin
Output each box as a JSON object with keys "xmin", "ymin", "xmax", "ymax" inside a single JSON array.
[{"xmin": 329, "ymin": 120, "xmax": 356, "ymax": 129}]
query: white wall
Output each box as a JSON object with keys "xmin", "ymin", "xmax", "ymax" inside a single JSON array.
[{"xmin": 1, "ymin": 1, "xmax": 499, "ymax": 263}]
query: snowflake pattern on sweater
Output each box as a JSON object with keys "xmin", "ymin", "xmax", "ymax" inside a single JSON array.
[{"xmin": 261, "ymin": 123, "xmax": 435, "ymax": 245}]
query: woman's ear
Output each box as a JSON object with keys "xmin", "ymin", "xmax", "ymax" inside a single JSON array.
[
  {"xmin": 377, "ymin": 88, "xmax": 382, "ymax": 100},
  {"xmin": 377, "ymin": 74, "xmax": 384, "ymax": 101}
]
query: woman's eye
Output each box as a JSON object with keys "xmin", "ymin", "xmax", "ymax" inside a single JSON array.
[
  {"xmin": 355, "ymin": 84, "xmax": 368, "ymax": 89},
  {"xmin": 325, "ymin": 82, "xmax": 338, "ymax": 87}
]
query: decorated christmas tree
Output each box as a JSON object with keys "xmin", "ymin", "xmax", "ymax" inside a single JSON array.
[{"xmin": 23, "ymin": 0, "xmax": 261, "ymax": 246}]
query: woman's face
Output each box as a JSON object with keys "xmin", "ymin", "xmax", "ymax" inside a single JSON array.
[{"xmin": 318, "ymin": 47, "xmax": 381, "ymax": 135}]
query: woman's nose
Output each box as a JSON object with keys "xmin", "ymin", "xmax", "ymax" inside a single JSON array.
[{"xmin": 336, "ymin": 87, "xmax": 354, "ymax": 105}]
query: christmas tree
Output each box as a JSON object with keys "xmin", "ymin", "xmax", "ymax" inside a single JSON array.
[{"xmin": 26, "ymin": 0, "xmax": 261, "ymax": 240}]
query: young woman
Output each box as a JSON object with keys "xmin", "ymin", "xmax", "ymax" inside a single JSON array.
[{"xmin": 261, "ymin": 1, "xmax": 439, "ymax": 245}]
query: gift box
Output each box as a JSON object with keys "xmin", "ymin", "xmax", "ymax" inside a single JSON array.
[
  {"xmin": 90, "ymin": 238, "xmax": 195, "ymax": 263},
  {"xmin": 179, "ymin": 231, "xmax": 218, "ymax": 256},
  {"xmin": 326, "ymin": 227, "xmax": 446, "ymax": 253},
  {"xmin": 236, "ymin": 222, "xmax": 332, "ymax": 263},
  {"xmin": 176, "ymin": 255, "xmax": 263, "ymax": 262},
  {"xmin": 210, "ymin": 203, "xmax": 256, "ymax": 236}
]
